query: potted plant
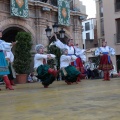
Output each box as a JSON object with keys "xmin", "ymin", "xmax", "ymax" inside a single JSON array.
[{"xmin": 13, "ymin": 32, "xmax": 32, "ymax": 84}]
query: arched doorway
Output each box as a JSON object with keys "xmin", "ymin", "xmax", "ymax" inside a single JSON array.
[
  {"xmin": 1, "ymin": 27, "xmax": 25, "ymax": 54},
  {"xmin": 2, "ymin": 27, "xmax": 25, "ymax": 42}
]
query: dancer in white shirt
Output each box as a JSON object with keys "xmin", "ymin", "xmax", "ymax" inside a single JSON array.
[
  {"xmin": 0, "ymin": 30, "xmax": 16, "ymax": 90},
  {"xmin": 34, "ymin": 44, "xmax": 58, "ymax": 88},
  {"xmin": 53, "ymin": 34, "xmax": 86, "ymax": 80},
  {"xmin": 5, "ymin": 51, "xmax": 16, "ymax": 86},
  {"xmin": 95, "ymin": 40, "xmax": 115, "ymax": 81},
  {"xmin": 60, "ymin": 48, "xmax": 81, "ymax": 85}
]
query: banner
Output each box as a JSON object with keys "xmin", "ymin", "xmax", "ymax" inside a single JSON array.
[
  {"xmin": 58, "ymin": 0, "xmax": 70, "ymax": 26},
  {"xmin": 11, "ymin": 0, "xmax": 29, "ymax": 18}
]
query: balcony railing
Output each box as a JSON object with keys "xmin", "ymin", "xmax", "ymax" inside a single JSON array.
[
  {"xmin": 34, "ymin": 0, "xmax": 57, "ymax": 6},
  {"xmin": 114, "ymin": 34, "xmax": 120, "ymax": 43},
  {"xmin": 32, "ymin": 0, "xmax": 75, "ymax": 11}
]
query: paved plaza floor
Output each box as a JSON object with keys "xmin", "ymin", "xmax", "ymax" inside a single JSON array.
[{"xmin": 0, "ymin": 78, "xmax": 120, "ymax": 120}]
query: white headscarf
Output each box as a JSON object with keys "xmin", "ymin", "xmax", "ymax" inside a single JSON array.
[
  {"xmin": 35, "ymin": 44, "xmax": 44, "ymax": 52},
  {"xmin": 61, "ymin": 48, "xmax": 68, "ymax": 54}
]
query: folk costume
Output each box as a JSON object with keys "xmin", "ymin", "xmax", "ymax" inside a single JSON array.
[
  {"xmin": 54, "ymin": 39, "xmax": 86, "ymax": 74},
  {"xmin": 5, "ymin": 51, "xmax": 16, "ymax": 86},
  {"xmin": 0, "ymin": 39, "xmax": 14, "ymax": 90},
  {"xmin": 60, "ymin": 48, "xmax": 80, "ymax": 84},
  {"xmin": 34, "ymin": 44, "xmax": 58, "ymax": 88},
  {"xmin": 95, "ymin": 44, "xmax": 115, "ymax": 81}
]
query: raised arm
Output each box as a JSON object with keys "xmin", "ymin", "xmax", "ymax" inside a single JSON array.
[
  {"xmin": 1, "ymin": 41, "xmax": 17, "ymax": 51},
  {"xmin": 95, "ymin": 48, "xmax": 101, "ymax": 56},
  {"xmin": 54, "ymin": 34, "xmax": 67, "ymax": 49}
]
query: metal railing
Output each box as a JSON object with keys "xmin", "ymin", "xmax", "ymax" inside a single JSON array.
[
  {"xmin": 33, "ymin": 0, "xmax": 57, "ymax": 6},
  {"xmin": 32, "ymin": 0, "xmax": 75, "ymax": 10}
]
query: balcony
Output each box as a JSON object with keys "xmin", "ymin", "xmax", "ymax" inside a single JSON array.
[
  {"xmin": 114, "ymin": 34, "xmax": 120, "ymax": 44},
  {"xmin": 32, "ymin": 0, "xmax": 74, "ymax": 11}
]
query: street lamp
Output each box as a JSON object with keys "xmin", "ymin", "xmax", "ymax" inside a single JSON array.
[
  {"xmin": 45, "ymin": 25, "xmax": 65, "ymax": 40},
  {"xmin": 52, "ymin": 23, "xmax": 59, "ymax": 34},
  {"xmin": 45, "ymin": 26, "xmax": 52, "ymax": 39},
  {"xmin": 59, "ymin": 28, "xmax": 65, "ymax": 38}
]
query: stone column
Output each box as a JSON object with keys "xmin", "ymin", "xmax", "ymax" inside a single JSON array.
[{"xmin": 73, "ymin": 16, "xmax": 83, "ymax": 48}]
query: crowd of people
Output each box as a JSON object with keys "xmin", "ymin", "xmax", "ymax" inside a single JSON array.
[{"xmin": 0, "ymin": 30, "xmax": 116, "ymax": 90}]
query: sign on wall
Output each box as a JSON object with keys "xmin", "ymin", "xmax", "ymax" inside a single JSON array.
[
  {"xmin": 10, "ymin": 0, "xmax": 29, "ymax": 18},
  {"xmin": 58, "ymin": 0, "xmax": 70, "ymax": 26}
]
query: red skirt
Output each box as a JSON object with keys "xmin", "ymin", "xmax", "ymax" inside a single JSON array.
[
  {"xmin": 71, "ymin": 57, "xmax": 84, "ymax": 73},
  {"xmin": 98, "ymin": 54, "xmax": 113, "ymax": 71}
]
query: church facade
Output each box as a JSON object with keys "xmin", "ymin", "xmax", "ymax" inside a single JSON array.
[{"xmin": 0, "ymin": 0, "xmax": 86, "ymax": 50}]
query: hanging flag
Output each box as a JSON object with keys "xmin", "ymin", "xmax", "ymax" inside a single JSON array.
[
  {"xmin": 58, "ymin": 0, "xmax": 70, "ymax": 26},
  {"xmin": 10, "ymin": 0, "xmax": 29, "ymax": 18}
]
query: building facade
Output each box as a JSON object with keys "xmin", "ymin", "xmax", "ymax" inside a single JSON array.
[
  {"xmin": 96, "ymin": 0, "xmax": 120, "ymax": 72},
  {"xmin": 0, "ymin": 0, "xmax": 86, "ymax": 70},
  {"xmin": 0, "ymin": 0, "xmax": 86, "ymax": 48},
  {"xmin": 82, "ymin": 18, "xmax": 97, "ymax": 49}
]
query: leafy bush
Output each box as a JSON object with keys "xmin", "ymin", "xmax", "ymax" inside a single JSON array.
[{"xmin": 13, "ymin": 32, "xmax": 32, "ymax": 74}]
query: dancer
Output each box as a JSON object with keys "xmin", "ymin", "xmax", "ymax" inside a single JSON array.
[
  {"xmin": 60, "ymin": 48, "xmax": 80, "ymax": 84},
  {"xmin": 5, "ymin": 51, "xmax": 16, "ymax": 86},
  {"xmin": 53, "ymin": 34, "xmax": 86, "ymax": 79},
  {"xmin": 95, "ymin": 40, "xmax": 115, "ymax": 81},
  {"xmin": 34, "ymin": 44, "xmax": 58, "ymax": 88},
  {"xmin": 0, "ymin": 30, "xmax": 16, "ymax": 90}
]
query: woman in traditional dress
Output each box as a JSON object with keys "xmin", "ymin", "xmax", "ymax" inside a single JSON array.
[
  {"xmin": 95, "ymin": 40, "xmax": 115, "ymax": 81},
  {"xmin": 5, "ymin": 51, "xmax": 16, "ymax": 86},
  {"xmin": 0, "ymin": 30, "xmax": 16, "ymax": 90},
  {"xmin": 60, "ymin": 48, "xmax": 81, "ymax": 85},
  {"xmin": 34, "ymin": 44, "xmax": 58, "ymax": 88},
  {"xmin": 53, "ymin": 34, "xmax": 86, "ymax": 79}
]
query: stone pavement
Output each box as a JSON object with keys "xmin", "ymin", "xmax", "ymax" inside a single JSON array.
[{"xmin": 0, "ymin": 78, "xmax": 120, "ymax": 120}]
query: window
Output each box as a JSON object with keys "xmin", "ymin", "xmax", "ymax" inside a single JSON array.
[
  {"xmin": 85, "ymin": 22, "xmax": 90, "ymax": 31},
  {"xmin": 116, "ymin": 19, "xmax": 120, "ymax": 43},
  {"xmin": 83, "ymin": 44, "xmax": 84, "ymax": 49},
  {"xmin": 100, "ymin": 18, "xmax": 104, "ymax": 36},
  {"xmin": 99, "ymin": 0, "xmax": 103, "ymax": 17},
  {"xmin": 115, "ymin": 0, "xmax": 120, "ymax": 12},
  {"xmin": 86, "ymin": 33, "xmax": 90, "ymax": 40},
  {"xmin": 116, "ymin": 19, "xmax": 120, "ymax": 33},
  {"xmin": 51, "ymin": 0, "xmax": 57, "ymax": 6}
]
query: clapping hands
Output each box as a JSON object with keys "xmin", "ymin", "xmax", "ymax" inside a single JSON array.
[{"xmin": 47, "ymin": 54, "xmax": 51, "ymax": 59}]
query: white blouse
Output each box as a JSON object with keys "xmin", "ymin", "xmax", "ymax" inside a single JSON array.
[
  {"xmin": 0, "ymin": 39, "xmax": 12, "ymax": 51},
  {"xmin": 5, "ymin": 51, "xmax": 14, "ymax": 63},
  {"xmin": 95, "ymin": 46, "xmax": 115, "ymax": 56},
  {"xmin": 54, "ymin": 39, "xmax": 86, "ymax": 62},
  {"xmin": 60, "ymin": 55, "xmax": 77, "ymax": 68},
  {"xmin": 34, "ymin": 53, "xmax": 55, "ymax": 69}
]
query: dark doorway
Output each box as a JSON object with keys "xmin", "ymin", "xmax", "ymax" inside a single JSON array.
[
  {"xmin": 2, "ymin": 27, "xmax": 24, "ymax": 42},
  {"xmin": 116, "ymin": 55, "xmax": 120, "ymax": 72}
]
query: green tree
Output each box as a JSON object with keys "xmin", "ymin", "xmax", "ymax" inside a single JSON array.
[
  {"xmin": 47, "ymin": 45, "xmax": 61, "ymax": 69},
  {"xmin": 13, "ymin": 32, "xmax": 32, "ymax": 74}
]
